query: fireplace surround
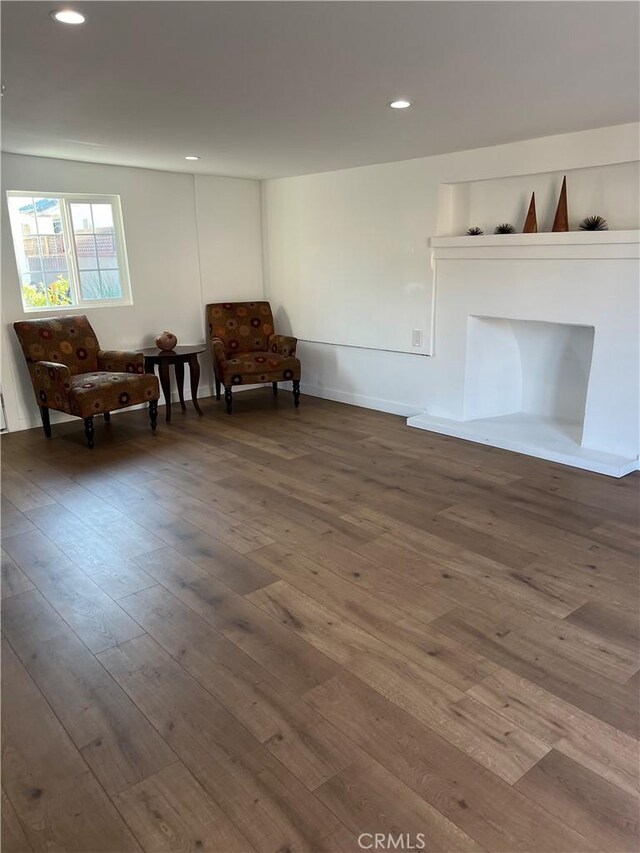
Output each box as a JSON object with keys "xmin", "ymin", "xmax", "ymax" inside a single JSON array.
[{"xmin": 407, "ymin": 231, "xmax": 640, "ymax": 476}]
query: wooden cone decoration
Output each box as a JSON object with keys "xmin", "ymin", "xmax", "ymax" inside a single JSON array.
[
  {"xmin": 523, "ymin": 192, "xmax": 537, "ymax": 233},
  {"xmin": 552, "ymin": 176, "xmax": 568, "ymax": 232}
]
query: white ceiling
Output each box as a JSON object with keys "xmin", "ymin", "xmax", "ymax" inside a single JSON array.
[{"xmin": 2, "ymin": 1, "xmax": 638, "ymax": 179}]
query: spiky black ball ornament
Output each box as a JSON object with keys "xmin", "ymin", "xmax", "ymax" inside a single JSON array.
[
  {"xmin": 466, "ymin": 227, "xmax": 484, "ymax": 236},
  {"xmin": 494, "ymin": 223, "xmax": 516, "ymax": 234},
  {"xmin": 579, "ymin": 215, "xmax": 608, "ymax": 231}
]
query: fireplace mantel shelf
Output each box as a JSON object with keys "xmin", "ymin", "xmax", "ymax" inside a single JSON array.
[
  {"xmin": 430, "ymin": 230, "xmax": 639, "ymax": 260},
  {"xmin": 431, "ymin": 229, "xmax": 639, "ymax": 248}
]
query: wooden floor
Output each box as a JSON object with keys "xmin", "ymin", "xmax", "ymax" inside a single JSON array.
[{"xmin": 1, "ymin": 390, "xmax": 639, "ymax": 853}]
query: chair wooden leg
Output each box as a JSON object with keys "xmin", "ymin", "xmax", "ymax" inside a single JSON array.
[
  {"xmin": 272, "ymin": 382, "xmax": 278, "ymax": 396},
  {"xmin": 40, "ymin": 406, "xmax": 52, "ymax": 438},
  {"xmin": 103, "ymin": 411, "xmax": 111, "ymax": 423},
  {"xmin": 149, "ymin": 400, "xmax": 158, "ymax": 431},
  {"xmin": 224, "ymin": 386, "xmax": 233, "ymax": 414},
  {"xmin": 293, "ymin": 380, "xmax": 300, "ymax": 408},
  {"xmin": 215, "ymin": 377, "xmax": 221, "ymax": 401},
  {"xmin": 84, "ymin": 416, "xmax": 95, "ymax": 449}
]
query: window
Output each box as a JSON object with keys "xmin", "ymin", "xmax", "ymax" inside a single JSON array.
[{"xmin": 7, "ymin": 192, "xmax": 132, "ymax": 311}]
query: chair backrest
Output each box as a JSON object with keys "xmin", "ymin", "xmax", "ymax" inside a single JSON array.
[
  {"xmin": 13, "ymin": 314, "xmax": 101, "ymax": 375},
  {"xmin": 206, "ymin": 302, "xmax": 274, "ymax": 354}
]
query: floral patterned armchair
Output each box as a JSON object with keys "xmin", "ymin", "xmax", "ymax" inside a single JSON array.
[
  {"xmin": 13, "ymin": 314, "xmax": 160, "ymax": 448},
  {"xmin": 206, "ymin": 301, "xmax": 301, "ymax": 413}
]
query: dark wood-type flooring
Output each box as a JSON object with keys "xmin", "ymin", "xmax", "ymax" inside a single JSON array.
[{"xmin": 1, "ymin": 390, "xmax": 639, "ymax": 853}]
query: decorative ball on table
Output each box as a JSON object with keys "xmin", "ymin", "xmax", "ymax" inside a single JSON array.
[
  {"xmin": 155, "ymin": 331, "xmax": 178, "ymax": 351},
  {"xmin": 494, "ymin": 223, "xmax": 516, "ymax": 234},
  {"xmin": 579, "ymin": 215, "xmax": 608, "ymax": 231},
  {"xmin": 466, "ymin": 227, "xmax": 484, "ymax": 235}
]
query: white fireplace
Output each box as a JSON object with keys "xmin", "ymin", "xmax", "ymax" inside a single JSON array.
[
  {"xmin": 464, "ymin": 317, "xmax": 594, "ymax": 435},
  {"xmin": 407, "ymin": 231, "xmax": 640, "ymax": 476}
]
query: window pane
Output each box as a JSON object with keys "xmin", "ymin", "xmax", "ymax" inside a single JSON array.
[
  {"xmin": 40, "ymin": 234, "xmax": 68, "ymax": 273},
  {"xmin": 97, "ymin": 233, "xmax": 119, "ymax": 270},
  {"xmin": 44, "ymin": 274, "xmax": 74, "ymax": 305},
  {"xmin": 69, "ymin": 200, "xmax": 125, "ymax": 301},
  {"xmin": 8, "ymin": 197, "xmax": 40, "ymax": 274},
  {"xmin": 24, "ymin": 236, "xmax": 43, "ymax": 271},
  {"xmin": 70, "ymin": 203, "xmax": 93, "ymax": 233},
  {"xmin": 75, "ymin": 234, "xmax": 98, "ymax": 270},
  {"xmin": 21, "ymin": 281, "xmax": 47, "ymax": 309},
  {"xmin": 8, "ymin": 195, "xmax": 75, "ymax": 310},
  {"xmin": 79, "ymin": 270, "xmax": 104, "ymax": 300},
  {"xmin": 8, "ymin": 195, "xmax": 37, "ymax": 233},
  {"xmin": 35, "ymin": 197, "xmax": 63, "ymax": 236},
  {"xmin": 98, "ymin": 270, "xmax": 122, "ymax": 298},
  {"xmin": 79, "ymin": 269, "xmax": 123, "ymax": 300},
  {"xmin": 20, "ymin": 273, "xmax": 73, "ymax": 309},
  {"xmin": 21, "ymin": 272, "xmax": 45, "ymax": 288},
  {"xmin": 92, "ymin": 203, "xmax": 114, "ymax": 233}
]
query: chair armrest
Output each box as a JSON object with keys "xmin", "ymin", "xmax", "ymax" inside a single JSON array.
[
  {"xmin": 97, "ymin": 349, "xmax": 144, "ymax": 374},
  {"xmin": 268, "ymin": 334, "xmax": 298, "ymax": 357},
  {"xmin": 28, "ymin": 361, "xmax": 72, "ymax": 407},
  {"xmin": 210, "ymin": 337, "xmax": 227, "ymax": 375}
]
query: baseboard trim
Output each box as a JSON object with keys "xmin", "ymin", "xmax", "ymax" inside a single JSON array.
[
  {"xmin": 300, "ymin": 382, "xmax": 424, "ymax": 418},
  {"xmin": 11, "ymin": 383, "xmax": 422, "ymax": 432}
]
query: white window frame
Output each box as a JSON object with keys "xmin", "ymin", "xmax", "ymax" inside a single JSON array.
[{"xmin": 7, "ymin": 191, "xmax": 133, "ymax": 312}]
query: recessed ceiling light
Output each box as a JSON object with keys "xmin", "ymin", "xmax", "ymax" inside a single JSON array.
[
  {"xmin": 184, "ymin": 155, "xmax": 200, "ymax": 161},
  {"xmin": 51, "ymin": 9, "xmax": 86, "ymax": 24},
  {"xmin": 389, "ymin": 99, "xmax": 412, "ymax": 110}
]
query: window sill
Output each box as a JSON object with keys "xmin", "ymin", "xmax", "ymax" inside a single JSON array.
[{"xmin": 22, "ymin": 299, "xmax": 134, "ymax": 314}]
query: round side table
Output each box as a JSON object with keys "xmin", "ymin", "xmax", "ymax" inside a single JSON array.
[{"xmin": 141, "ymin": 345, "xmax": 206, "ymax": 423}]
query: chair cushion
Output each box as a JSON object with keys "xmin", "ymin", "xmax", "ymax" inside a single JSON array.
[
  {"xmin": 221, "ymin": 352, "xmax": 301, "ymax": 385},
  {"xmin": 14, "ymin": 315, "xmax": 101, "ymax": 374},
  {"xmin": 69, "ymin": 371, "xmax": 159, "ymax": 418},
  {"xmin": 207, "ymin": 302, "xmax": 275, "ymax": 354}
]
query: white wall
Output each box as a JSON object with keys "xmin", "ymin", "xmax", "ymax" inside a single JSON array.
[
  {"xmin": 453, "ymin": 161, "xmax": 639, "ymax": 235},
  {"xmin": 194, "ymin": 174, "xmax": 264, "ymax": 303},
  {"xmin": 263, "ymin": 123, "xmax": 640, "ymax": 414},
  {"xmin": 263, "ymin": 163, "xmax": 436, "ymax": 355},
  {"xmin": 1, "ymin": 154, "xmax": 263, "ymax": 432}
]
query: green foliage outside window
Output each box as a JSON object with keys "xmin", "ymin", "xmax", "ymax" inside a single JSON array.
[{"xmin": 22, "ymin": 276, "xmax": 73, "ymax": 309}]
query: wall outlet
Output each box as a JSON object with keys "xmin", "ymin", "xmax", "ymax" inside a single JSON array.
[{"xmin": 412, "ymin": 329, "xmax": 423, "ymax": 348}]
